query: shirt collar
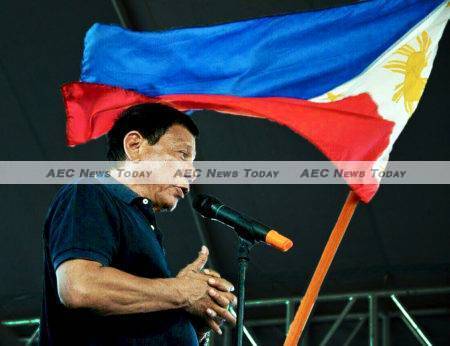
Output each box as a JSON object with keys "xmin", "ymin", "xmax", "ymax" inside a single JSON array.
[
  {"xmin": 96, "ymin": 174, "xmax": 142, "ymax": 205},
  {"xmin": 94, "ymin": 175, "xmax": 162, "ymax": 247}
]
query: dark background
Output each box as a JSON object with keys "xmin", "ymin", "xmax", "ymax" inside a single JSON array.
[{"xmin": 0, "ymin": 1, "xmax": 448, "ymax": 345}]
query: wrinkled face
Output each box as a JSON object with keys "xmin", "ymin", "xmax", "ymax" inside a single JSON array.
[{"xmin": 123, "ymin": 124, "xmax": 196, "ymax": 212}]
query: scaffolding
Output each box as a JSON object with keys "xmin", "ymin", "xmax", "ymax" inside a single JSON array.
[
  {"xmin": 220, "ymin": 286, "xmax": 450, "ymax": 346},
  {"xmin": 2, "ymin": 286, "xmax": 449, "ymax": 345}
]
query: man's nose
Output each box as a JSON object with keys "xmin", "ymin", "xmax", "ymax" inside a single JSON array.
[{"xmin": 184, "ymin": 162, "xmax": 197, "ymax": 183}]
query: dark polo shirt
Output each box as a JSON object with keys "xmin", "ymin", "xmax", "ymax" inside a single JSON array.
[{"xmin": 40, "ymin": 177, "xmax": 198, "ymax": 345}]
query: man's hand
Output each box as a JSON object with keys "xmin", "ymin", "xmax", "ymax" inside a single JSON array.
[
  {"xmin": 176, "ymin": 246, "xmax": 237, "ymax": 335},
  {"xmin": 191, "ymin": 267, "xmax": 237, "ymax": 338}
]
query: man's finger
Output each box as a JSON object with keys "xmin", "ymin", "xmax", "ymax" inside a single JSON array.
[
  {"xmin": 203, "ymin": 268, "xmax": 221, "ymax": 278},
  {"xmin": 224, "ymin": 292, "xmax": 237, "ymax": 307},
  {"xmin": 206, "ymin": 310, "xmax": 222, "ymax": 335},
  {"xmin": 211, "ymin": 305, "xmax": 237, "ymax": 326},
  {"xmin": 208, "ymin": 288, "xmax": 230, "ymax": 308},
  {"xmin": 189, "ymin": 246, "xmax": 209, "ymax": 271},
  {"xmin": 207, "ymin": 277, "xmax": 234, "ymax": 292},
  {"xmin": 208, "ymin": 289, "xmax": 237, "ymax": 308}
]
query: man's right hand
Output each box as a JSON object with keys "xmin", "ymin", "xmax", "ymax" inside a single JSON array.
[{"xmin": 176, "ymin": 246, "xmax": 237, "ymax": 335}]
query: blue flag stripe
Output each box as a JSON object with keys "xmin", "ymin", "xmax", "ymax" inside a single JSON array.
[{"xmin": 81, "ymin": 0, "xmax": 443, "ymax": 99}]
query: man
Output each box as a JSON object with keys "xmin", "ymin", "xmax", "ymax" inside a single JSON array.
[{"xmin": 40, "ymin": 103, "xmax": 237, "ymax": 345}]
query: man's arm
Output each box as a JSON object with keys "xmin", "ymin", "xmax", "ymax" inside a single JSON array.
[
  {"xmin": 56, "ymin": 247, "xmax": 236, "ymax": 334},
  {"xmin": 56, "ymin": 259, "xmax": 189, "ymax": 315}
]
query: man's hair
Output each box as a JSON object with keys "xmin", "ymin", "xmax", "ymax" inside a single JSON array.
[{"xmin": 107, "ymin": 103, "xmax": 199, "ymax": 161}]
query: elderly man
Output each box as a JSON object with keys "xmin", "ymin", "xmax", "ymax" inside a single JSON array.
[{"xmin": 40, "ymin": 103, "xmax": 236, "ymax": 345}]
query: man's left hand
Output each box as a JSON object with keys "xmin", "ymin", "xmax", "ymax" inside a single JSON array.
[{"xmin": 194, "ymin": 268, "xmax": 237, "ymax": 338}]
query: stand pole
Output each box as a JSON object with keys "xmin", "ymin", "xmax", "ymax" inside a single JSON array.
[{"xmin": 236, "ymin": 237, "xmax": 252, "ymax": 346}]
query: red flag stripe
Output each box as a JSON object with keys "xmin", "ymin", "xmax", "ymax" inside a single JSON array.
[{"xmin": 62, "ymin": 82, "xmax": 394, "ymax": 202}]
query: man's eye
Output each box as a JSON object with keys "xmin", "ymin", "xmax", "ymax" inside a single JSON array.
[{"xmin": 178, "ymin": 150, "xmax": 188, "ymax": 159}]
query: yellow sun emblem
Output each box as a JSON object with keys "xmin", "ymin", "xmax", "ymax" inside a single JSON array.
[
  {"xmin": 326, "ymin": 92, "xmax": 343, "ymax": 101},
  {"xmin": 384, "ymin": 31, "xmax": 431, "ymax": 116}
]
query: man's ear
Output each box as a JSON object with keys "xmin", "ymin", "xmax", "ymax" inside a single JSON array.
[{"xmin": 123, "ymin": 131, "xmax": 144, "ymax": 161}]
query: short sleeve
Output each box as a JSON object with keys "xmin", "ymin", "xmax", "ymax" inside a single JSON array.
[{"xmin": 47, "ymin": 183, "xmax": 120, "ymax": 270}]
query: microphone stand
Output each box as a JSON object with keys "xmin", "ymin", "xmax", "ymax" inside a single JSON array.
[{"xmin": 236, "ymin": 233, "xmax": 254, "ymax": 346}]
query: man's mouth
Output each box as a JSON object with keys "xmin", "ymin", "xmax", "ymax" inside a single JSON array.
[{"xmin": 174, "ymin": 185, "xmax": 188, "ymax": 199}]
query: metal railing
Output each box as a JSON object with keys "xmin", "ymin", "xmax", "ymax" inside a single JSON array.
[
  {"xmin": 2, "ymin": 287, "xmax": 449, "ymax": 345},
  {"xmin": 220, "ymin": 286, "xmax": 450, "ymax": 345}
]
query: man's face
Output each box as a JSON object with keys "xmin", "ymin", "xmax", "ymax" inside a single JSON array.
[{"xmin": 125, "ymin": 124, "xmax": 196, "ymax": 212}]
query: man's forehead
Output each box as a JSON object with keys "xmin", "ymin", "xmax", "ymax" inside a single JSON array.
[{"xmin": 163, "ymin": 125, "xmax": 196, "ymax": 150}]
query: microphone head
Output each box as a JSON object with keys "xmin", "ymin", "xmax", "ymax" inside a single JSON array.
[{"xmin": 192, "ymin": 194, "xmax": 222, "ymax": 218}]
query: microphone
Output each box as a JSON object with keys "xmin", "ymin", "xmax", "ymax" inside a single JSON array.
[{"xmin": 192, "ymin": 194, "xmax": 293, "ymax": 252}]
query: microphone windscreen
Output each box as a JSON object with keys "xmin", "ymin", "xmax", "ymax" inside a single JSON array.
[{"xmin": 265, "ymin": 230, "xmax": 294, "ymax": 252}]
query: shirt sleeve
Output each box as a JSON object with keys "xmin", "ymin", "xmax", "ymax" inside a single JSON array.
[{"xmin": 48, "ymin": 183, "xmax": 120, "ymax": 270}]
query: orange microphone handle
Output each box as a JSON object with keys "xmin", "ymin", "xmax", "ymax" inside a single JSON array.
[{"xmin": 265, "ymin": 230, "xmax": 294, "ymax": 252}]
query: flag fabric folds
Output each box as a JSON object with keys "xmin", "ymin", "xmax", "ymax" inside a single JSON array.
[{"xmin": 62, "ymin": 0, "xmax": 449, "ymax": 202}]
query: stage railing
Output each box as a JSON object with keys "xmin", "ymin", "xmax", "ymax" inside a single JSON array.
[
  {"xmin": 220, "ymin": 286, "xmax": 450, "ymax": 346},
  {"xmin": 2, "ymin": 286, "xmax": 449, "ymax": 345}
]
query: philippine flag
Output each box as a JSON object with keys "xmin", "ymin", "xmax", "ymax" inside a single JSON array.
[{"xmin": 62, "ymin": 0, "xmax": 449, "ymax": 203}]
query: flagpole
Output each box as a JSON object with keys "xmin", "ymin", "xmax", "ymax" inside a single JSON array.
[{"xmin": 284, "ymin": 191, "xmax": 360, "ymax": 346}]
